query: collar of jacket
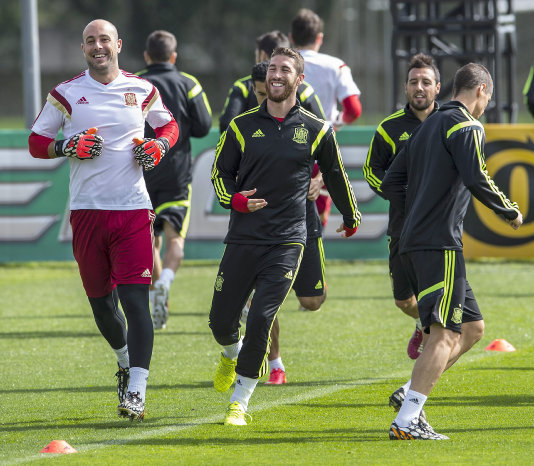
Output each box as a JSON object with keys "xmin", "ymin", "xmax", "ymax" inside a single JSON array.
[
  {"xmin": 439, "ymin": 100, "xmax": 470, "ymax": 113},
  {"xmin": 147, "ymin": 62, "xmax": 176, "ymax": 72}
]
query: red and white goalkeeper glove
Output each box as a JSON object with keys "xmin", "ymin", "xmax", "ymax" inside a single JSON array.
[
  {"xmin": 132, "ymin": 137, "xmax": 169, "ymax": 171},
  {"xmin": 55, "ymin": 127, "xmax": 103, "ymax": 159}
]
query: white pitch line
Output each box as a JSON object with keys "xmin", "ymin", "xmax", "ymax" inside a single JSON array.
[
  {"xmin": 6, "ymin": 376, "xmax": 403, "ymax": 465},
  {"xmin": 7, "ymin": 349, "xmax": 492, "ymax": 464}
]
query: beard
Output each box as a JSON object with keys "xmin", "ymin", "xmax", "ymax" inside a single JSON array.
[
  {"xmin": 409, "ymin": 95, "xmax": 433, "ymax": 111},
  {"xmin": 267, "ymin": 77, "xmax": 298, "ymax": 103}
]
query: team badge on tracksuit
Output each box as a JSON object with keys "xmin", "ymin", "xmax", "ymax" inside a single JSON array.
[{"xmin": 293, "ymin": 127, "xmax": 308, "ymax": 144}]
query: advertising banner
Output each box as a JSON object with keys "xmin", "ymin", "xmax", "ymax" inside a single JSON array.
[
  {"xmin": 463, "ymin": 124, "xmax": 534, "ymax": 258},
  {"xmin": 0, "ymin": 128, "xmax": 389, "ymax": 262},
  {"xmin": 3, "ymin": 124, "xmax": 530, "ymax": 262}
]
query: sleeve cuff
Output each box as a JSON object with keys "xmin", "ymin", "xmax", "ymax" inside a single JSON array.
[{"xmin": 231, "ymin": 192, "xmax": 250, "ymax": 213}]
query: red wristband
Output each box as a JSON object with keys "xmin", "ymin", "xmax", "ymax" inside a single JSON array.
[
  {"xmin": 231, "ymin": 193, "xmax": 250, "ymax": 213},
  {"xmin": 343, "ymin": 224, "xmax": 357, "ymax": 237}
]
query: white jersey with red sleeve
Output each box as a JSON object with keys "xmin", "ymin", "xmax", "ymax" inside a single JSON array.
[
  {"xmin": 298, "ymin": 50, "xmax": 361, "ymax": 124},
  {"xmin": 31, "ymin": 70, "xmax": 174, "ymax": 211}
]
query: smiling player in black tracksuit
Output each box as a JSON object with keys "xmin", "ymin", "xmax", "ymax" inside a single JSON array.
[
  {"xmin": 209, "ymin": 47, "xmax": 361, "ymax": 426},
  {"xmin": 364, "ymin": 54, "xmax": 440, "ymax": 361}
]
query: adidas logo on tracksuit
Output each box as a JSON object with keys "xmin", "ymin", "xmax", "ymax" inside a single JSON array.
[
  {"xmin": 252, "ymin": 129, "xmax": 265, "ymax": 137},
  {"xmin": 399, "ymin": 131, "xmax": 410, "ymax": 141}
]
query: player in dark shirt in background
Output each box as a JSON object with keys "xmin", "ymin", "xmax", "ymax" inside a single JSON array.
[
  {"xmin": 364, "ymin": 54, "xmax": 440, "ymax": 360},
  {"xmin": 138, "ymin": 30, "xmax": 212, "ymax": 330}
]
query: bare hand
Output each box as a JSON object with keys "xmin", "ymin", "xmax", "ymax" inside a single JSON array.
[
  {"xmin": 509, "ymin": 211, "xmax": 523, "ymax": 230},
  {"xmin": 307, "ymin": 175, "xmax": 323, "ymax": 201},
  {"xmin": 240, "ymin": 188, "xmax": 267, "ymax": 212}
]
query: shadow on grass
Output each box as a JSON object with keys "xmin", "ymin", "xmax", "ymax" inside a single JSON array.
[
  {"xmin": 0, "ymin": 330, "xmax": 100, "ymax": 339},
  {"xmin": 85, "ymin": 428, "xmax": 388, "ymax": 446},
  {"xmin": 294, "ymin": 393, "xmax": 534, "ymax": 410},
  {"xmin": 481, "ymin": 292, "xmax": 534, "ymax": 298},
  {"xmin": 0, "ymin": 381, "xmax": 213, "ymax": 395},
  {"xmin": 3, "ymin": 314, "xmax": 91, "ymax": 320},
  {"xmin": 469, "ymin": 366, "xmax": 534, "ymax": 371},
  {"xmin": 0, "ymin": 330, "xmax": 208, "ymax": 339},
  {"xmin": 329, "ymin": 295, "xmax": 390, "ymax": 301},
  {"xmin": 1, "ymin": 377, "xmax": 387, "ymax": 396},
  {"xmin": 430, "ymin": 394, "xmax": 534, "ymax": 407},
  {"xmin": 0, "ymin": 417, "xmax": 185, "ymax": 433},
  {"xmin": 260, "ymin": 378, "xmax": 392, "ymax": 388}
]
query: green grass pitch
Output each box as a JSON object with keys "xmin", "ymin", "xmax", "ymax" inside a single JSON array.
[{"xmin": 1, "ymin": 259, "xmax": 533, "ymax": 464}]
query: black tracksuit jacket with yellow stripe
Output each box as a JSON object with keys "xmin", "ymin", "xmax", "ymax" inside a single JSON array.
[
  {"xmin": 381, "ymin": 100, "xmax": 520, "ymax": 254},
  {"xmin": 211, "ymin": 100, "xmax": 361, "ymax": 245},
  {"xmin": 363, "ymin": 103, "xmax": 438, "ymax": 237},
  {"xmin": 138, "ymin": 63, "xmax": 212, "ymax": 192},
  {"xmin": 220, "ymin": 76, "xmax": 327, "ymax": 240}
]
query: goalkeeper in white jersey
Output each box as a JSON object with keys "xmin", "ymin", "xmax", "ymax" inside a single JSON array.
[{"xmin": 28, "ymin": 19, "xmax": 179, "ymax": 422}]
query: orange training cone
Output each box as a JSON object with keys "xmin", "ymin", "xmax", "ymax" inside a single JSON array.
[
  {"xmin": 40, "ymin": 440, "xmax": 77, "ymax": 454},
  {"xmin": 484, "ymin": 339, "xmax": 516, "ymax": 352}
]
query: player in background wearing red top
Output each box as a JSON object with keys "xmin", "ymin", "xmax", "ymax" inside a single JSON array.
[
  {"xmin": 28, "ymin": 19, "xmax": 178, "ymax": 422},
  {"xmin": 290, "ymin": 8, "xmax": 363, "ymax": 236}
]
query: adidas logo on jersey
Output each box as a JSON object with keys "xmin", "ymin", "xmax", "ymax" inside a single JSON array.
[
  {"xmin": 284, "ymin": 270, "xmax": 294, "ymax": 280},
  {"xmin": 252, "ymin": 129, "xmax": 265, "ymax": 137},
  {"xmin": 141, "ymin": 269, "xmax": 152, "ymax": 278},
  {"xmin": 399, "ymin": 132, "xmax": 410, "ymax": 141},
  {"xmin": 315, "ymin": 280, "xmax": 323, "ymax": 290},
  {"xmin": 76, "ymin": 96, "xmax": 89, "ymax": 104}
]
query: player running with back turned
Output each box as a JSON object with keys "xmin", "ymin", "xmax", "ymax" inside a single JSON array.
[{"xmin": 381, "ymin": 63, "xmax": 522, "ymax": 440}]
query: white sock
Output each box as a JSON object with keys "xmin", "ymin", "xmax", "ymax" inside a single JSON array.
[
  {"xmin": 402, "ymin": 379, "xmax": 411, "ymax": 393},
  {"xmin": 230, "ymin": 375, "xmax": 258, "ymax": 412},
  {"xmin": 159, "ymin": 268, "xmax": 175, "ymax": 289},
  {"xmin": 113, "ymin": 345, "xmax": 129, "ymax": 369},
  {"xmin": 269, "ymin": 357, "xmax": 285, "ymax": 372},
  {"xmin": 415, "ymin": 318, "xmax": 422, "ymax": 328},
  {"xmin": 223, "ymin": 338, "xmax": 243, "ymax": 360},
  {"xmin": 128, "ymin": 367, "xmax": 149, "ymax": 402},
  {"xmin": 395, "ymin": 389, "xmax": 427, "ymax": 427}
]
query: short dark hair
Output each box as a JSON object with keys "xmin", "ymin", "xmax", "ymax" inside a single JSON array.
[
  {"xmin": 256, "ymin": 31, "xmax": 289, "ymax": 56},
  {"xmin": 406, "ymin": 53, "xmax": 440, "ymax": 83},
  {"xmin": 452, "ymin": 63, "xmax": 493, "ymax": 97},
  {"xmin": 271, "ymin": 47, "xmax": 305, "ymax": 76},
  {"xmin": 291, "ymin": 8, "xmax": 323, "ymax": 47},
  {"xmin": 146, "ymin": 30, "xmax": 176, "ymax": 63},
  {"xmin": 252, "ymin": 61, "xmax": 269, "ymax": 83}
]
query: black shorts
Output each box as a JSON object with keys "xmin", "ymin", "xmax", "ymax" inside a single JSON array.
[
  {"xmin": 209, "ymin": 242, "xmax": 304, "ymax": 379},
  {"xmin": 148, "ymin": 184, "xmax": 191, "ymax": 237},
  {"xmin": 389, "ymin": 237, "xmax": 417, "ymax": 301},
  {"xmin": 293, "ymin": 236, "xmax": 325, "ymax": 297},
  {"xmin": 406, "ymin": 249, "xmax": 483, "ymax": 333}
]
